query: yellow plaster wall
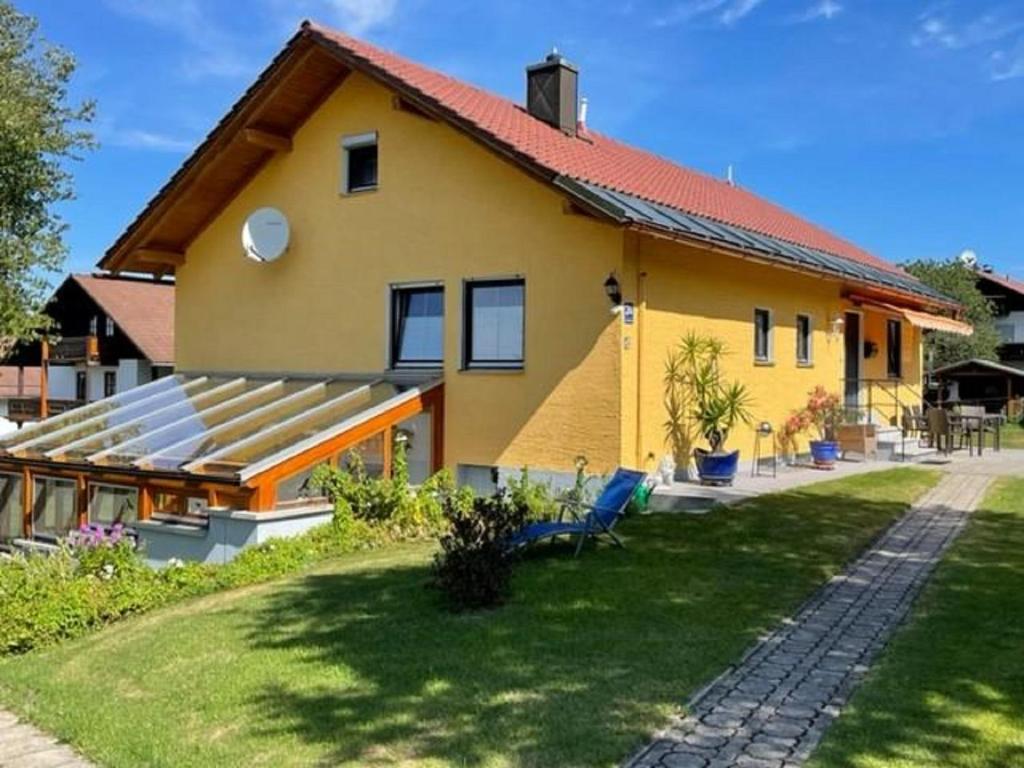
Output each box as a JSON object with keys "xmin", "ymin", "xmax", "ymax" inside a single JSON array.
[
  {"xmin": 859, "ymin": 309, "xmax": 923, "ymax": 423},
  {"xmin": 176, "ymin": 71, "xmax": 625, "ymax": 473}
]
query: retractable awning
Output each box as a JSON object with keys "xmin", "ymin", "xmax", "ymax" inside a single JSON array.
[{"xmin": 874, "ymin": 303, "xmax": 973, "ymax": 336}]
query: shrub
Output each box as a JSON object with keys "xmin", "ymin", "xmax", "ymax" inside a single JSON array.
[
  {"xmin": 432, "ymin": 490, "xmax": 528, "ymax": 612},
  {"xmin": 505, "ymin": 466, "xmax": 557, "ymax": 521}
]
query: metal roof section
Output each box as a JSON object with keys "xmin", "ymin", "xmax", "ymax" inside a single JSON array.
[
  {"xmin": 0, "ymin": 372, "xmax": 442, "ymax": 484},
  {"xmin": 556, "ymin": 177, "xmax": 955, "ymax": 307}
]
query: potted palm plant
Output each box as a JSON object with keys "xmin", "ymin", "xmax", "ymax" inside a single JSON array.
[{"xmin": 665, "ymin": 332, "xmax": 753, "ymax": 486}]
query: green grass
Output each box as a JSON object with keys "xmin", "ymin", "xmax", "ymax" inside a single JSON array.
[
  {"xmin": 0, "ymin": 469, "xmax": 937, "ymax": 768},
  {"xmin": 998, "ymin": 422, "xmax": 1024, "ymax": 449},
  {"xmin": 808, "ymin": 477, "xmax": 1024, "ymax": 768}
]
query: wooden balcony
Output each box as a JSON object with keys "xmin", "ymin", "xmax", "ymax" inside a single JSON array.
[
  {"xmin": 50, "ymin": 335, "xmax": 100, "ymax": 364},
  {"xmin": 7, "ymin": 397, "xmax": 85, "ymax": 422}
]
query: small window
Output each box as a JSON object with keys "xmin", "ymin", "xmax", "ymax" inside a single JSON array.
[
  {"xmin": 105, "ymin": 317, "xmax": 115, "ymax": 337},
  {"xmin": 796, "ymin": 314, "xmax": 812, "ymax": 365},
  {"xmin": 31, "ymin": 476, "xmax": 77, "ymax": 540},
  {"xmin": 152, "ymin": 490, "xmax": 208, "ymax": 525},
  {"xmin": 887, "ymin": 319, "xmax": 902, "ymax": 378},
  {"xmin": 754, "ymin": 308, "xmax": 773, "ymax": 363},
  {"xmin": 88, "ymin": 484, "xmax": 138, "ymax": 527},
  {"xmin": 89, "ymin": 316, "xmax": 98, "ymax": 336},
  {"xmin": 0, "ymin": 472, "xmax": 24, "ymax": 540},
  {"xmin": 103, "ymin": 371, "xmax": 117, "ymax": 398},
  {"xmin": 391, "ymin": 285, "xmax": 444, "ymax": 367},
  {"xmin": 464, "ymin": 279, "xmax": 525, "ymax": 369},
  {"xmin": 75, "ymin": 371, "xmax": 87, "ymax": 401},
  {"xmin": 342, "ymin": 132, "xmax": 378, "ymax": 193}
]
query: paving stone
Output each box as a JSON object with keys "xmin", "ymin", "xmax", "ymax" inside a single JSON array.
[{"xmin": 622, "ymin": 473, "xmax": 990, "ymax": 768}]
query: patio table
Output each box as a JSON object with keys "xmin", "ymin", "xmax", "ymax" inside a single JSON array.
[{"xmin": 952, "ymin": 412, "xmax": 1005, "ymax": 456}]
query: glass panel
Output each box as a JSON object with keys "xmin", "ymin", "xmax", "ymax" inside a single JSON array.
[
  {"xmin": 88, "ymin": 484, "xmax": 138, "ymax": 526},
  {"xmin": 393, "ymin": 288, "xmax": 443, "ymax": 365},
  {"xmin": 276, "ymin": 466, "xmax": 320, "ymax": 504},
  {"xmin": 151, "ymin": 380, "xmax": 365, "ymax": 473},
  {"xmin": 31, "ymin": 476, "xmax": 77, "ymax": 540},
  {"xmin": 469, "ymin": 281, "xmax": 524, "ymax": 365},
  {"xmin": 15, "ymin": 376, "xmax": 218, "ymax": 459},
  {"xmin": 56, "ymin": 378, "xmax": 240, "ymax": 462},
  {"xmin": 797, "ymin": 315, "xmax": 811, "ymax": 363},
  {"xmin": 347, "ymin": 144, "xmax": 378, "ymax": 191},
  {"xmin": 196, "ymin": 383, "xmax": 405, "ymax": 475},
  {"xmin": 395, "ymin": 410, "xmax": 432, "ymax": 485},
  {"xmin": 0, "ymin": 472, "xmax": 23, "ymax": 540},
  {"xmin": 98, "ymin": 380, "xmax": 306, "ymax": 466},
  {"xmin": 341, "ymin": 431, "xmax": 386, "ymax": 477},
  {"xmin": 152, "ymin": 491, "xmax": 209, "ymax": 525},
  {"xmin": 0, "ymin": 374, "xmax": 184, "ymax": 450}
]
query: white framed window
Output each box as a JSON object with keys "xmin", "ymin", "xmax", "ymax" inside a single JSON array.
[
  {"xmin": 105, "ymin": 317, "xmax": 115, "ymax": 337},
  {"xmin": 89, "ymin": 316, "xmax": 98, "ymax": 336},
  {"xmin": 463, "ymin": 278, "xmax": 525, "ymax": 369},
  {"xmin": 796, "ymin": 314, "xmax": 812, "ymax": 365},
  {"xmin": 754, "ymin": 308, "xmax": 773, "ymax": 363},
  {"xmin": 390, "ymin": 284, "xmax": 444, "ymax": 368},
  {"xmin": 341, "ymin": 131, "xmax": 378, "ymax": 194}
]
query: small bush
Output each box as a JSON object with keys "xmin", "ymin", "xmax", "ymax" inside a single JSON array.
[
  {"xmin": 432, "ymin": 491, "xmax": 528, "ymax": 612},
  {"xmin": 506, "ymin": 467, "xmax": 557, "ymax": 521}
]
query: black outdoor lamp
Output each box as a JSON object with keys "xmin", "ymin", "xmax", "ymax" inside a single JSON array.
[{"xmin": 604, "ymin": 273, "xmax": 622, "ymax": 306}]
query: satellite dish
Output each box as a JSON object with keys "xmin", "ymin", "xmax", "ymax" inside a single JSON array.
[
  {"xmin": 958, "ymin": 249, "xmax": 978, "ymax": 269},
  {"xmin": 242, "ymin": 207, "xmax": 289, "ymax": 263}
]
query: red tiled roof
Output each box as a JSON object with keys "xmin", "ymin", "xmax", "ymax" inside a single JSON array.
[
  {"xmin": 73, "ymin": 275, "xmax": 175, "ymax": 364},
  {"xmin": 308, "ymin": 22, "xmax": 902, "ymax": 275}
]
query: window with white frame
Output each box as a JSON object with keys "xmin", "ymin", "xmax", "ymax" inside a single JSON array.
[
  {"xmin": 89, "ymin": 315, "xmax": 98, "ymax": 336},
  {"xmin": 390, "ymin": 285, "xmax": 444, "ymax": 367},
  {"xmin": 796, "ymin": 314, "xmax": 812, "ymax": 365},
  {"xmin": 463, "ymin": 278, "xmax": 525, "ymax": 369},
  {"xmin": 105, "ymin": 317, "xmax": 115, "ymax": 337},
  {"xmin": 341, "ymin": 131, "xmax": 378, "ymax": 193},
  {"xmin": 754, "ymin": 308, "xmax": 773, "ymax": 363}
]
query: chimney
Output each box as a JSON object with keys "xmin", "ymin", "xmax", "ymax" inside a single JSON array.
[{"xmin": 526, "ymin": 49, "xmax": 578, "ymax": 136}]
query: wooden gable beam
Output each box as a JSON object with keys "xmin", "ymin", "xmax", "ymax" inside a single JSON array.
[
  {"xmin": 133, "ymin": 248, "xmax": 185, "ymax": 268},
  {"xmin": 243, "ymin": 127, "xmax": 293, "ymax": 153}
]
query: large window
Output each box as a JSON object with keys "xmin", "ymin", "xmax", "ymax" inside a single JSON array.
[
  {"xmin": 391, "ymin": 285, "xmax": 444, "ymax": 367},
  {"xmin": 31, "ymin": 476, "xmax": 77, "ymax": 539},
  {"xmin": 341, "ymin": 131, "xmax": 378, "ymax": 193},
  {"xmin": 89, "ymin": 483, "xmax": 138, "ymax": 527},
  {"xmin": 887, "ymin": 319, "xmax": 903, "ymax": 378},
  {"xmin": 463, "ymin": 279, "xmax": 525, "ymax": 369},
  {"xmin": 796, "ymin": 314, "xmax": 812, "ymax": 365},
  {"xmin": 0, "ymin": 472, "xmax": 23, "ymax": 540},
  {"xmin": 754, "ymin": 308, "xmax": 773, "ymax": 363}
]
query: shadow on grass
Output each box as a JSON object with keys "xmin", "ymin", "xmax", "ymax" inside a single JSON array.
[
  {"xmin": 809, "ymin": 497, "xmax": 1024, "ymax": 768},
  {"xmin": 236, "ymin": 473, "xmax": 934, "ymax": 767}
]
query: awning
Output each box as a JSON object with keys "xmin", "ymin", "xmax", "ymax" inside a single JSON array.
[{"xmin": 875, "ymin": 303, "xmax": 974, "ymax": 336}]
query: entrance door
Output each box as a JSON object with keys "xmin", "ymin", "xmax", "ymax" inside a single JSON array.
[{"xmin": 844, "ymin": 311, "xmax": 862, "ymax": 412}]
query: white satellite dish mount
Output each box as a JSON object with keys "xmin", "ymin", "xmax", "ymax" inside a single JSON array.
[
  {"xmin": 242, "ymin": 207, "xmax": 290, "ymax": 263},
  {"xmin": 958, "ymin": 249, "xmax": 978, "ymax": 269}
]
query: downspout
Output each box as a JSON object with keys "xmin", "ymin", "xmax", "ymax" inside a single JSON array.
[{"xmin": 634, "ymin": 269, "xmax": 648, "ymax": 469}]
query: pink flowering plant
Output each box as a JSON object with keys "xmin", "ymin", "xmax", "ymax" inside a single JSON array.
[
  {"xmin": 779, "ymin": 387, "xmax": 846, "ymax": 455},
  {"xmin": 68, "ymin": 523, "xmax": 140, "ymax": 580}
]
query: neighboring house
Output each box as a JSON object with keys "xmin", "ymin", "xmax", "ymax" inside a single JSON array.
[
  {"xmin": 0, "ymin": 23, "xmax": 967, "ymax": 560},
  {"xmin": 931, "ymin": 358, "xmax": 1024, "ymax": 414},
  {"xmin": 3, "ymin": 274, "xmax": 175, "ymax": 425},
  {"xmin": 974, "ymin": 269, "xmax": 1024, "ymax": 365},
  {"xmin": 0, "ymin": 367, "xmax": 41, "ymax": 436}
]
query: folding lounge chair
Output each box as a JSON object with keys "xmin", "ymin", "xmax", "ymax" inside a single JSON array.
[{"xmin": 507, "ymin": 468, "xmax": 648, "ymax": 557}]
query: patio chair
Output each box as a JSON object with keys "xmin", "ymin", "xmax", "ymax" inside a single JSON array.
[
  {"xmin": 928, "ymin": 408, "xmax": 972, "ymax": 456},
  {"xmin": 901, "ymin": 404, "xmax": 928, "ymax": 438},
  {"xmin": 506, "ymin": 468, "xmax": 648, "ymax": 557}
]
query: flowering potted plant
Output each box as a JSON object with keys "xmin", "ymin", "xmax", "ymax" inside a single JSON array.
[{"xmin": 803, "ymin": 387, "xmax": 846, "ymax": 467}]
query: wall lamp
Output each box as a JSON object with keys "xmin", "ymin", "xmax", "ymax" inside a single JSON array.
[
  {"xmin": 829, "ymin": 313, "xmax": 845, "ymax": 337},
  {"xmin": 604, "ymin": 273, "xmax": 622, "ymax": 306}
]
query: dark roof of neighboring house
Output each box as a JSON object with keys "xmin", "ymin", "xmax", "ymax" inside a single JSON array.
[
  {"xmin": 0, "ymin": 366, "xmax": 41, "ymax": 398},
  {"xmin": 933, "ymin": 358, "xmax": 1024, "ymax": 377},
  {"xmin": 101, "ymin": 21, "xmax": 951, "ymax": 309},
  {"xmin": 976, "ymin": 270, "xmax": 1024, "ymax": 298},
  {"xmin": 73, "ymin": 275, "xmax": 175, "ymax": 364}
]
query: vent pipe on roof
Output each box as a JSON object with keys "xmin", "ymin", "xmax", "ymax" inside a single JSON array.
[
  {"xmin": 526, "ymin": 49, "xmax": 579, "ymax": 136},
  {"xmin": 578, "ymin": 97, "xmax": 589, "ymax": 132},
  {"xmin": 726, "ymin": 164, "xmax": 736, "ymax": 186}
]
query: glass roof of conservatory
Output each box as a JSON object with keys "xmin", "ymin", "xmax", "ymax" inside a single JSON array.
[{"xmin": 0, "ymin": 374, "xmax": 441, "ymax": 483}]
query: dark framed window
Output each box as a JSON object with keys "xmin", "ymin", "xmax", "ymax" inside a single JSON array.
[
  {"xmin": 887, "ymin": 319, "xmax": 902, "ymax": 378},
  {"xmin": 796, "ymin": 314, "xmax": 812, "ymax": 365},
  {"xmin": 103, "ymin": 370, "xmax": 117, "ymax": 398},
  {"xmin": 464, "ymin": 278, "xmax": 525, "ymax": 369},
  {"xmin": 754, "ymin": 308, "xmax": 773, "ymax": 362},
  {"xmin": 391, "ymin": 285, "xmax": 444, "ymax": 367},
  {"xmin": 342, "ymin": 132, "xmax": 378, "ymax": 193},
  {"xmin": 75, "ymin": 371, "xmax": 87, "ymax": 401}
]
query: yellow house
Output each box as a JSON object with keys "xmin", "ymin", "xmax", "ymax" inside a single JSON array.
[{"xmin": 0, "ymin": 22, "xmax": 970, "ymax": 560}]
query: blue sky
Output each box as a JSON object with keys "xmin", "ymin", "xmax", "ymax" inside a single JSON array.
[{"xmin": 19, "ymin": 0, "xmax": 1024, "ymax": 279}]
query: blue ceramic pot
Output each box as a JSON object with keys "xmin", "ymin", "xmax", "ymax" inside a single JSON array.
[
  {"xmin": 809, "ymin": 440, "xmax": 840, "ymax": 467},
  {"xmin": 693, "ymin": 448, "xmax": 740, "ymax": 486}
]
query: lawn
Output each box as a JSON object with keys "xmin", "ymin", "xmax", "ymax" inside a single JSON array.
[
  {"xmin": 0, "ymin": 469, "xmax": 937, "ymax": 768},
  {"xmin": 808, "ymin": 477, "xmax": 1024, "ymax": 768},
  {"xmin": 998, "ymin": 421, "xmax": 1024, "ymax": 449}
]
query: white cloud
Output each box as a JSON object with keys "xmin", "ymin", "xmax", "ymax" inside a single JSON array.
[
  {"xmin": 323, "ymin": 0, "xmax": 398, "ymax": 35},
  {"xmin": 103, "ymin": 128, "xmax": 195, "ymax": 153},
  {"xmin": 991, "ymin": 43, "xmax": 1024, "ymax": 80},
  {"xmin": 794, "ymin": 0, "xmax": 842, "ymax": 23},
  {"xmin": 654, "ymin": 0, "xmax": 766, "ymax": 27},
  {"xmin": 912, "ymin": 9, "xmax": 1024, "ymax": 50}
]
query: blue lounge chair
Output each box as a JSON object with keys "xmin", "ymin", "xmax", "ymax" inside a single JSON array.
[{"xmin": 507, "ymin": 468, "xmax": 648, "ymax": 557}]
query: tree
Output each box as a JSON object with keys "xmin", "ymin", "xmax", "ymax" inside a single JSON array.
[
  {"xmin": 0, "ymin": 1, "xmax": 93, "ymax": 354},
  {"xmin": 902, "ymin": 258, "xmax": 1001, "ymax": 370}
]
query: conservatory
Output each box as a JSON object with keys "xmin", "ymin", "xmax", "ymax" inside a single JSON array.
[{"xmin": 0, "ymin": 372, "xmax": 443, "ymax": 563}]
